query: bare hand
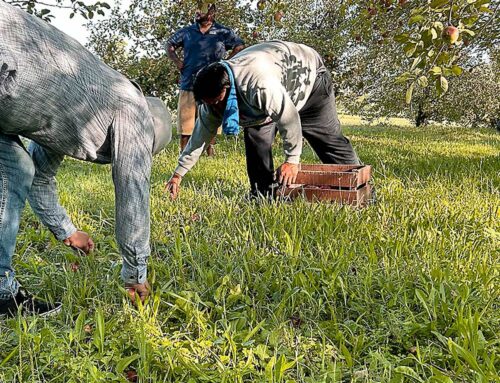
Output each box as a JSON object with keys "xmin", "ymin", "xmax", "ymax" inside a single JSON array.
[
  {"xmin": 176, "ymin": 60, "xmax": 184, "ymax": 71},
  {"xmin": 166, "ymin": 173, "xmax": 182, "ymax": 200},
  {"xmin": 63, "ymin": 231, "xmax": 94, "ymax": 254},
  {"xmin": 276, "ymin": 162, "xmax": 299, "ymax": 187},
  {"xmin": 125, "ymin": 280, "xmax": 150, "ymax": 304}
]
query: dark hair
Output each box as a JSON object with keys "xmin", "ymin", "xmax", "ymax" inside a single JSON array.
[{"xmin": 193, "ymin": 63, "xmax": 230, "ymax": 102}]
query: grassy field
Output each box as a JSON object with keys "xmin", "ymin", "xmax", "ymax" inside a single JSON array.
[{"xmin": 0, "ymin": 122, "xmax": 498, "ymax": 382}]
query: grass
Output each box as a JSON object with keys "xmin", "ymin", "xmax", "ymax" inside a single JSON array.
[{"xmin": 0, "ymin": 122, "xmax": 498, "ymax": 382}]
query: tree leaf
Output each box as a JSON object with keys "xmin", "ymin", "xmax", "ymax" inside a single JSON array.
[
  {"xmin": 418, "ymin": 75, "xmax": 429, "ymax": 87},
  {"xmin": 440, "ymin": 76, "xmax": 449, "ymax": 93},
  {"xmin": 430, "ymin": 66, "xmax": 442, "ymax": 75},
  {"xmin": 430, "ymin": 0, "xmax": 449, "ymax": 9},
  {"xmin": 451, "ymin": 65, "xmax": 463, "ymax": 75},
  {"xmin": 405, "ymin": 84, "xmax": 415, "ymax": 104},
  {"xmin": 409, "ymin": 15, "xmax": 425, "ymax": 25}
]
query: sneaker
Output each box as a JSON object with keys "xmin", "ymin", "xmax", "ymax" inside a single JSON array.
[{"xmin": 0, "ymin": 289, "xmax": 62, "ymax": 318}]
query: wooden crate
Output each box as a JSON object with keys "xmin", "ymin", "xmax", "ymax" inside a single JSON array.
[{"xmin": 278, "ymin": 164, "xmax": 372, "ymax": 207}]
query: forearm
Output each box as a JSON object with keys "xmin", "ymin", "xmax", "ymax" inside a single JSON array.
[
  {"xmin": 114, "ymin": 168, "xmax": 152, "ymax": 285},
  {"xmin": 227, "ymin": 44, "xmax": 245, "ymax": 59},
  {"xmin": 27, "ymin": 143, "xmax": 77, "ymax": 240},
  {"xmin": 166, "ymin": 44, "xmax": 183, "ymax": 68},
  {"xmin": 175, "ymin": 110, "xmax": 220, "ymax": 176},
  {"xmin": 277, "ymin": 115, "xmax": 303, "ymax": 164},
  {"xmin": 263, "ymin": 88, "xmax": 303, "ymax": 163}
]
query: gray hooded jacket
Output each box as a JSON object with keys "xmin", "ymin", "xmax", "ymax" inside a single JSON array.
[{"xmin": 0, "ymin": 2, "xmax": 159, "ymax": 284}]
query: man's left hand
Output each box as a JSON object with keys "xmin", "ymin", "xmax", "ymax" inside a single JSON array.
[
  {"xmin": 276, "ymin": 162, "xmax": 299, "ymax": 187},
  {"xmin": 63, "ymin": 230, "xmax": 94, "ymax": 254}
]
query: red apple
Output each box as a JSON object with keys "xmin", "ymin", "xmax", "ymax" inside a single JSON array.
[
  {"xmin": 126, "ymin": 370, "xmax": 138, "ymax": 382},
  {"xmin": 442, "ymin": 25, "xmax": 459, "ymax": 44},
  {"xmin": 398, "ymin": 0, "xmax": 407, "ymax": 5},
  {"xmin": 252, "ymin": 30, "xmax": 259, "ymax": 39},
  {"xmin": 274, "ymin": 10, "xmax": 284, "ymax": 22},
  {"xmin": 368, "ymin": 7, "xmax": 377, "ymax": 16}
]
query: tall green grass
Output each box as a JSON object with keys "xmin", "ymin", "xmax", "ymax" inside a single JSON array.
[{"xmin": 1, "ymin": 123, "xmax": 498, "ymax": 382}]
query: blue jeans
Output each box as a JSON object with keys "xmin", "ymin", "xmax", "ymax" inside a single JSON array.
[{"xmin": 0, "ymin": 133, "xmax": 35, "ymax": 300}]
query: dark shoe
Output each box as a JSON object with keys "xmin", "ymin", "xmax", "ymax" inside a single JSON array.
[{"xmin": 0, "ymin": 289, "xmax": 62, "ymax": 318}]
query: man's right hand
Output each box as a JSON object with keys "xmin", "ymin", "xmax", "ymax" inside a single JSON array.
[
  {"xmin": 175, "ymin": 60, "xmax": 184, "ymax": 71},
  {"xmin": 63, "ymin": 230, "xmax": 94, "ymax": 254},
  {"xmin": 125, "ymin": 280, "xmax": 150, "ymax": 304},
  {"xmin": 166, "ymin": 173, "xmax": 182, "ymax": 200}
]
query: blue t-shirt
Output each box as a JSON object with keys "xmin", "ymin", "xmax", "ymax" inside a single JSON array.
[{"xmin": 167, "ymin": 22, "xmax": 244, "ymax": 91}]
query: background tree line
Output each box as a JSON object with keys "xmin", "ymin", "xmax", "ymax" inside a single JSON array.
[{"xmin": 5, "ymin": 0, "xmax": 499, "ymax": 127}]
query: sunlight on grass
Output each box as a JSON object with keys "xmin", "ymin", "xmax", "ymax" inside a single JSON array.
[{"xmin": 1, "ymin": 123, "xmax": 498, "ymax": 382}]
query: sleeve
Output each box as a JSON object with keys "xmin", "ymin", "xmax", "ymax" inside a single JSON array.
[
  {"xmin": 167, "ymin": 28, "xmax": 186, "ymax": 49},
  {"xmin": 174, "ymin": 104, "xmax": 222, "ymax": 176},
  {"xmin": 110, "ymin": 104, "xmax": 154, "ymax": 285},
  {"xmin": 27, "ymin": 143, "xmax": 77, "ymax": 241},
  {"xmin": 252, "ymin": 82, "xmax": 303, "ymax": 164},
  {"xmin": 223, "ymin": 28, "xmax": 245, "ymax": 51}
]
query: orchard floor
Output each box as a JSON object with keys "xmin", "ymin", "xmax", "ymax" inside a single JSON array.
[{"xmin": 1, "ymin": 122, "xmax": 498, "ymax": 382}]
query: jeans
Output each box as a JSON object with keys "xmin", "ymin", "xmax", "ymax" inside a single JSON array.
[
  {"xmin": 0, "ymin": 133, "xmax": 35, "ymax": 300},
  {"xmin": 244, "ymin": 71, "xmax": 361, "ymax": 197}
]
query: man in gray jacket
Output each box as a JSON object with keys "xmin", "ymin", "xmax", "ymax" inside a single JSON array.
[
  {"xmin": 166, "ymin": 40, "xmax": 360, "ymax": 199},
  {"xmin": 0, "ymin": 2, "xmax": 171, "ymax": 316}
]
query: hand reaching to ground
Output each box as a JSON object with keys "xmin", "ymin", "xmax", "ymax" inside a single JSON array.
[
  {"xmin": 276, "ymin": 162, "xmax": 299, "ymax": 187},
  {"xmin": 125, "ymin": 281, "xmax": 150, "ymax": 304},
  {"xmin": 63, "ymin": 230, "xmax": 94, "ymax": 254},
  {"xmin": 166, "ymin": 173, "xmax": 182, "ymax": 200}
]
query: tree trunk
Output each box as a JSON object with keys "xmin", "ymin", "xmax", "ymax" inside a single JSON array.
[{"xmin": 415, "ymin": 102, "xmax": 428, "ymax": 127}]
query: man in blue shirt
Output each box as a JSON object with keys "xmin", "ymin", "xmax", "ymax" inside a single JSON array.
[{"xmin": 166, "ymin": 3, "xmax": 244, "ymax": 154}]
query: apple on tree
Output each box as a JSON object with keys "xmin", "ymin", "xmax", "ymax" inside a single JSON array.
[{"xmin": 442, "ymin": 25, "xmax": 459, "ymax": 44}]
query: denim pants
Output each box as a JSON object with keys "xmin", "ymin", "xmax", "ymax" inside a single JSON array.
[
  {"xmin": 0, "ymin": 133, "xmax": 35, "ymax": 300},
  {"xmin": 244, "ymin": 71, "xmax": 361, "ymax": 196}
]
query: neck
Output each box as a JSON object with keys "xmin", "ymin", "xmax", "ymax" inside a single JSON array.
[{"xmin": 199, "ymin": 21, "xmax": 213, "ymax": 29}]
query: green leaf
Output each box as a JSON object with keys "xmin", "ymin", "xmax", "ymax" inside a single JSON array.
[
  {"xmin": 451, "ymin": 65, "xmax": 463, "ymax": 75},
  {"xmin": 479, "ymin": 5, "xmax": 493, "ymax": 13},
  {"xmin": 340, "ymin": 343, "xmax": 353, "ymax": 368},
  {"xmin": 430, "ymin": 66, "xmax": 442, "ymax": 75},
  {"xmin": 417, "ymin": 75, "xmax": 428, "ymax": 87},
  {"xmin": 243, "ymin": 320, "xmax": 266, "ymax": 343},
  {"xmin": 440, "ymin": 76, "xmax": 449, "ymax": 93},
  {"xmin": 404, "ymin": 43, "xmax": 417, "ymax": 57},
  {"xmin": 430, "ymin": 0, "xmax": 449, "ymax": 9},
  {"xmin": 395, "ymin": 72, "xmax": 414, "ymax": 84},
  {"xmin": 395, "ymin": 366, "xmax": 425, "ymax": 382},
  {"xmin": 430, "ymin": 374, "xmax": 454, "ymax": 383},
  {"xmin": 265, "ymin": 355, "xmax": 276, "ymax": 381},
  {"xmin": 411, "ymin": 56, "xmax": 422, "ymax": 70},
  {"xmin": 394, "ymin": 33, "xmax": 410, "ymax": 43},
  {"xmin": 406, "ymin": 83, "xmax": 414, "ymax": 104},
  {"xmin": 436, "ymin": 76, "xmax": 449, "ymax": 96},
  {"xmin": 116, "ymin": 355, "xmax": 140, "ymax": 374},
  {"xmin": 409, "ymin": 15, "xmax": 425, "ymax": 25},
  {"xmin": 447, "ymin": 339, "xmax": 484, "ymax": 375}
]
